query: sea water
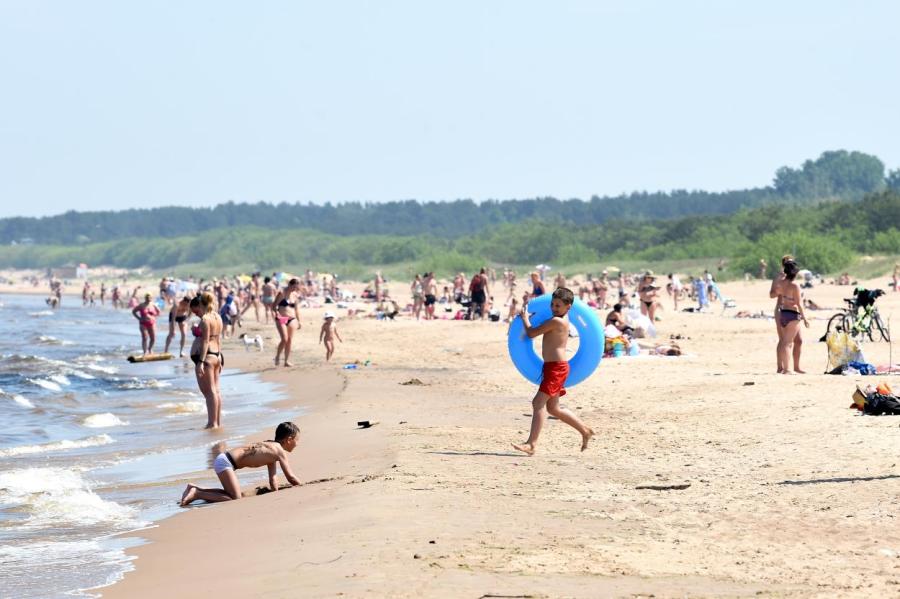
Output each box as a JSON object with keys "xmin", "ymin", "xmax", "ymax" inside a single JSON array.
[{"xmin": 0, "ymin": 295, "xmax": 291, "ymax": 598}]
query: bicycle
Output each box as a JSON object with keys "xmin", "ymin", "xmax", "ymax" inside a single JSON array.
[{"xmin": 825, "ymin": 292, "xmax": 890, "ymax": 343}]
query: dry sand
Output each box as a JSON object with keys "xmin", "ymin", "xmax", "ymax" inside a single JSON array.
[{"xmin": 97, "ymin": 277, "xmax": 900, "ymax": 598}]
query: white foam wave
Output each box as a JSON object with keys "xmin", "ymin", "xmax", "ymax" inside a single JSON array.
[
  {"xmin": 35, "ymin": 334, "xmax": 74, "ymax": 346},
  {"xmin": 68, "ymin": 369, "xmax": 96, "ymax": 380},
  {"xmin": 157, "ymin": 401, "xmax": 204, "ymax": 415},
  {"xmin": 11, "ymin": 395, "xmax": 34, "ymax": 408},
  {"xmin": 85, "ymin": 363, "xmax": 117, "ymax": 374},
  {"xmin": 118, "ymin": 378, "xmax": 172, "ymax": 390},
  {"xmin": 0, "ymin": 388, "xmax": 35, "ymax": 408},
  {"xmin": 0, "ymin": 467, "xmax": 138, "ymax": 528},
  {"xmin": 28, "ymin": 310, "xmax": 55, "ymax": 317},
  {"xmin": 0, "ymin": 434, "xmax": 114, "ymax": 457},
  {"xmin": 49, "ymin": 374, "xmax": 71, "ymax": 386},
  {"xmin": 82, "ymin": 413, "xmax": 129, "ymax": 428},
  {"xmin": 27, "ymin": 378, "xmax": 62, "ymax": 392}
]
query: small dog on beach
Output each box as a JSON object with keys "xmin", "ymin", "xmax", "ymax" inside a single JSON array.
[{"xmin": 238, "ymin": 333, "xmax": 264, "ymax": 352}]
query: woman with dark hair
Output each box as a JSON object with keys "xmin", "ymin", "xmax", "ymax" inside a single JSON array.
[
  {"xmin": 164, "ymin": 296, "xmax": 191, "ymax": 357},
  {"xmin": 775, "ymin": 260, "xmax": 809, "ymax": 374},
  {"xmin": 190, "ymin": 293, "xmax": 224, "ymax": 428},
  {"xmin": 769, "ymin": 255, "xmax": 804, "ymax": 373},
  {"xmin": 272, "ymin": 278, "xmax": 302, "ymax": 367},
  {"xmin": 260, "ymin": 276, "xmax": 277, "ymax": 324}
]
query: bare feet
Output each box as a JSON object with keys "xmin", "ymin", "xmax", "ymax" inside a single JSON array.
[
  {"xmin": 274, "ymin": 356, "xmax": 280, "ymax": 366},
  {"xmin": 581, "ymin": 428, "xmax": 595, "ymax": 452},
  {"xmin": 512, "ymin": 442, "xmax": 535, "ymax": 456},
  {"xmin": 780, "ymin": 371, "xmax": 794, "ymax": 375},
  {"xmin": 283, "ymin": 362, "xmax": 293, "ymax": 367},
  {"xmin": 180, "ymin": 484, "xmax": 197, "ymax": 506},
  {"xmin": 793, "ymin": 369, "xmax": 806, "ymax": 374}
]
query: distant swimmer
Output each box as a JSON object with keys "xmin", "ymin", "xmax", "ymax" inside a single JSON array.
[
  {"xmin": 180, "ymin": 422, "xmax": 301, "ymax": 506},
  {"xmin": 513, "ymin": 287, "xmax": 594, "ymax": 456},
  {"xmin": 131, "ymin": 293, "xmax": 160, "ymax": 356},
  {"xmin": 164, "ymin": 296, "xmax": 191, "ymax": 357}
]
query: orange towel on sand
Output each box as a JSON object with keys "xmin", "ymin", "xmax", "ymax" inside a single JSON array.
[{"xmin": 539, "ymin": 361, "xmax": 569, "ymax": 397}]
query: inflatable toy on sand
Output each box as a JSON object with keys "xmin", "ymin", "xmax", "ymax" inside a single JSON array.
[
  {"xmin": 127, "ymin": 353, "xmax": 174, "ymax": 363},
  {"xmin": 507, "ymin": 294, "xmax": 603, "ymax": 387}
]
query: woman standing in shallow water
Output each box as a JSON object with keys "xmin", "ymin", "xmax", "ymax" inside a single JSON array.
[
  {"xmin": 272, "ymin": 278, "xmax": 302, "ymax": 367},
  {"xmin": 164, "ymin": 296, "xmax": 191, "ymax": 357},
  {"xmin": 131, "ymin": 293, "xmax": 160, "ymax": 355},
  {"xmin": 190, "ymin": 293, "xmax": 224, "ymax": 429}
]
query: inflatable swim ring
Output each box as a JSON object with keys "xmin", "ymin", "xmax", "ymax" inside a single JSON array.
[{"xmin": 507, "ymin": 294, "xmax": 603, "ymax": 387}]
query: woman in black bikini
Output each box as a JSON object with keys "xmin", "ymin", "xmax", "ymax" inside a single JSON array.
[
  {"xmin": 638, "ymin": 273, "xmax": 660, "ymax": 323},
  {"xmin": 190, "ymin": 293, "xmax": 224, "ymax": 429},
  {"xmin": 775, "ymin": 261, "xmax": 808, "ymax": 374},
  {"xmin": 164, "ymin": 296, "xmax": 191, "ymax": 357},
  {"xmin": 272, "ymin": 278, "xmax": 302, "ymax": 367}
]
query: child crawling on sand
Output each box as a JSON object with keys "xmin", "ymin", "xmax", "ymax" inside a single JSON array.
[
  {"xmin": 180, "ymin": 422, "xmax": 301, "ymax": 506},
  {"xmin": 513, "ymin": 287, "xmax": 594, "ymax": 456}
]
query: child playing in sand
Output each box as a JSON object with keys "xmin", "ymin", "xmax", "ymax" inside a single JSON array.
[
  {"xmin": 319, "ymin": 311, "xmax": 343, "ymax": 361},
  {"xmin": 513, "ymin": 287, "xmax": 594, "ymax": 456},
  {"xmin": 180, "ymin": 422, "xmax": 301, "ymax": 506}
]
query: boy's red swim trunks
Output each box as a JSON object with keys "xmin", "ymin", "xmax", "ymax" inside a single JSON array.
[{"xmin": 538, "ymin": 360, "xmax": 569, "ymax": 397}]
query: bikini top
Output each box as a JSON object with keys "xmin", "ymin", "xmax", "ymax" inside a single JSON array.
[
  {"xmin": 192, "ymin": 324, "xmax": 203, "ymax": 337},
  {"xmin": 279, "ymin": 297, "xmax": 296, "ymax": 308}
]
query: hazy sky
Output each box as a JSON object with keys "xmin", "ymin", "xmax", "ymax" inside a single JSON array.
[{"xmin": 1, "ymin": 1, "xmax": 898, "ymax": 218}]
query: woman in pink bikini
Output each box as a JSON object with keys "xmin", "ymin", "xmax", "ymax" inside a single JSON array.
[
  {"xmin": 131, "ymin": 293, "xmax": 160, "ymax": 355},
  {"xmin": 272, "ymin": 278, "xmax": 302, "ymax": 367}
]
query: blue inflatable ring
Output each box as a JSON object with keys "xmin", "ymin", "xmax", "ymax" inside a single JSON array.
[{"xmin": 507, "ymin": 294, "xmax": 604, "ymax": 387}]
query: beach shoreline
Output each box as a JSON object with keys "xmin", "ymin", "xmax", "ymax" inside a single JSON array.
[{"xmin": 94, "ymin": 279, "xmax": 900, "ymax": 598}]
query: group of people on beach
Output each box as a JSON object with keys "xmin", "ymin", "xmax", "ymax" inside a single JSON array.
[{"xmin": 49, "ymin": 254, "xmax": 848, "ymax": 508}]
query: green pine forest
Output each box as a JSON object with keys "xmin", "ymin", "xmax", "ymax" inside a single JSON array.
[{"xmin": 3, "ymin": 150, "xmax": 900, "ymax": 280}]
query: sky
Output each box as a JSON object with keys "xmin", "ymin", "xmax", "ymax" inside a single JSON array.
[{"xmin": 1, "ymin": 1, "xmax": 898, "ymax": 218}]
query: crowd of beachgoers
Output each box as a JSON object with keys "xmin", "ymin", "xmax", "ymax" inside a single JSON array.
[{"xmin": 28, "ymin": 259, "xmax": 898, "ymax": 437}]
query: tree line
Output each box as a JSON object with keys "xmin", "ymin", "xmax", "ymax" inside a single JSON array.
[
  {"xmin": 2, "ymin": 190, "xmax": 898, "ymax": 279},
  {"xmin": 3, "ymin": 150, "xmax": 898, "ymax": 245}
]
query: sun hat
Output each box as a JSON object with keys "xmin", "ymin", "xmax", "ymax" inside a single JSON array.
[{"xmin": 323, "ymin": 311, "xmax": 335, "ymax": 320}]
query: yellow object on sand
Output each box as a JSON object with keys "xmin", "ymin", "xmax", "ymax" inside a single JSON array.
[{"xmin": 127, "ymin": 353, "xmax": 174, "ymax": 363}]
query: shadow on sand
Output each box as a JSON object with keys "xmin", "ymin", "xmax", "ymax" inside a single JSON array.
[{"xmin": 776, "ymin": 473, "xmax": 900, "ymax": 486}]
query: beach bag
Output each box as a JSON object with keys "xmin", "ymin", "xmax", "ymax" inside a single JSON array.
[
  {"xmin": 824, "ymin": 331, "xmax": 864, "ymax": 374},
  {"xmin": 863, "ymin": 393, "xmax": 900, "ymax": 416}
]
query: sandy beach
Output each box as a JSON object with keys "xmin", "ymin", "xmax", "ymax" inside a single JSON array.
[{"xmin": 96, "ymin": 277, "xmax": 900, "ymax": 598}]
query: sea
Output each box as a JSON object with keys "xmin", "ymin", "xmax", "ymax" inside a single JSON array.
[{"xmin": 0, "ymin": 294, "xmax": 290, "ymax": 598}]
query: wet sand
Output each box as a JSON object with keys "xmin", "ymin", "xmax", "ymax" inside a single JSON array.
[{"xmin": 100, "ymin": 277, "xmax": 900, "ymax": 598}]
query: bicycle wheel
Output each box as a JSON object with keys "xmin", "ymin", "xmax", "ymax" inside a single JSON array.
[
  {"xmin": 826, "ymin": 312, "xmax": 846, "ymax": 336},
  {"xmin": 873, "ymin": 310, "xmax": 891, "ymax": 343},
  {"xmin": 844, "ymin": 313, "xmax": 862, "ymax": 340}
]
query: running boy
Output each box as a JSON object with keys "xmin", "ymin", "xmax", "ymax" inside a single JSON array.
[
  {"xmin": 180, "ymin": 422, "xmax": 301, "ymax": 505},
  {"xmin": 319, "ymin": 311, "xmax": 343, "ymax": 361},
  {"xmin": 513, "ymin": 287, "xmax": 594, "ymax": 456}
]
